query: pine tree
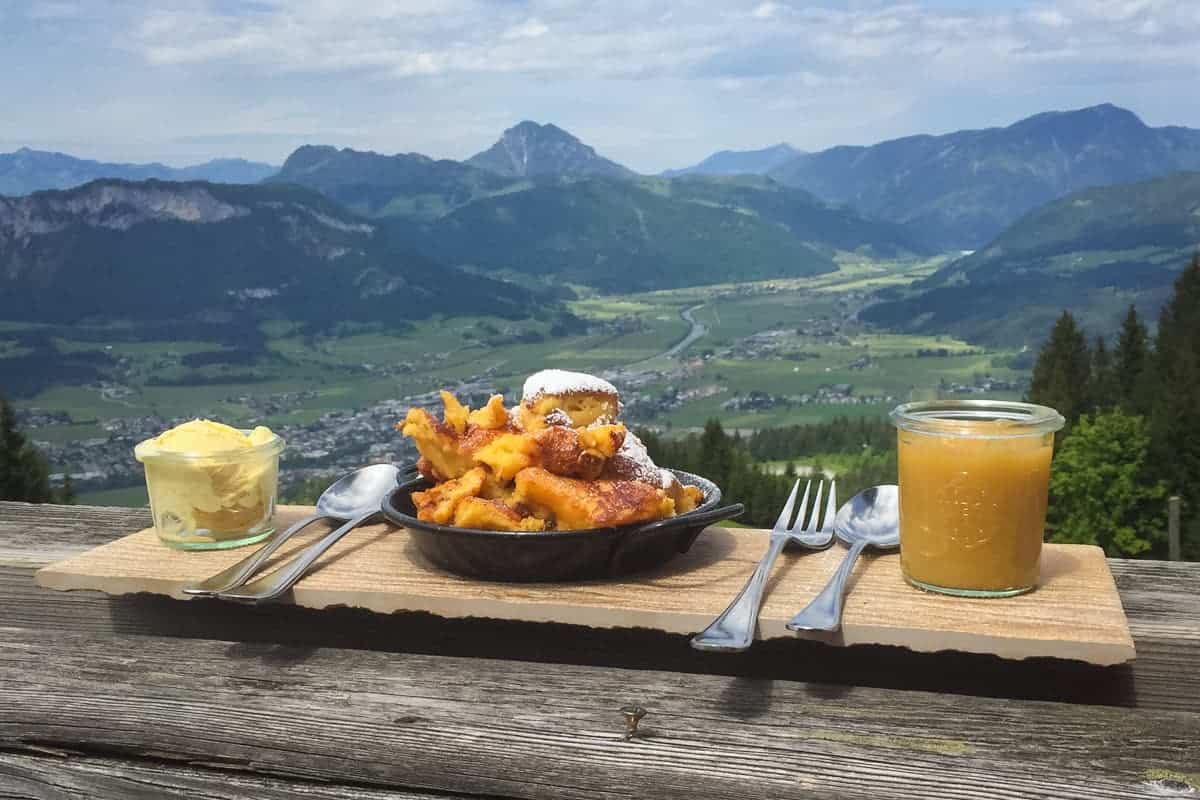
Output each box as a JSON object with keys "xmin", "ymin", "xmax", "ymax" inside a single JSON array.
[
  {"xmin": 57, "ymin": 472, "xmax": 75, "ymax": 504},
  {"xmin": 0, "ymin": 397, "xmax": 52, "ymax": 503},
  {"xmin": 1029, "ymin": 311, "xmax": 1092, "ymax": 426},
  {"xmin": 1114, "ymin": 304, "xmax": 1152, "ymax": 415},
  {"xmin": 697, "ymin": 419, "xmax": 734, "ymax": 489},
  {"xmin": 1089, "ymin": 336, "xmax": 1118, "ymax": 411},
  {"xmin": 1150, "ymin": 255, "xmax": 1200, "ymax": 542}
]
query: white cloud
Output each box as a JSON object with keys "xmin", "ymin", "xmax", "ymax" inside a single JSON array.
[
  {"xmin": 504, "ymin": 18, "xmax": 550, "ymax": 40},
  {"xmin": 4, "ymin": 0, "xmax": 1200, "ymax": 170},
  {"xmin": 751, "ymin": 2, "xmax": 780, "ymax": 20},
  {"xmin": 1027, "ymin": 8, "xmax": 1071, "ymax": 28}
]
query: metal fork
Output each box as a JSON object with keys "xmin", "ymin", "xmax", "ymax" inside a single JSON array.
[{"xmin": 690, "ymin": 479, "xmax": 837, "ymax": 652}]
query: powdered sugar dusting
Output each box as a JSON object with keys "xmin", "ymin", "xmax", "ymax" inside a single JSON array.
[
  {"xmin": 544, "ymin": 409, "xmax": 572, "ymax": 427},
  {"xmin": 659, "ymin": 468, "xmax": 677, "ymax": 490},
  {"xmin": 522, "ymin": 369, "xmax": 618, "ymax": 402},
  {"xmin": 613, "ymin": 431, "xmax": 663, "ymax": 485}
]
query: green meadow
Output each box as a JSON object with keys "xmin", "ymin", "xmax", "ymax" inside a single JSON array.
[{"xmin": 6, "ymin": 254, "xmax": 1026, "ymax": 453}]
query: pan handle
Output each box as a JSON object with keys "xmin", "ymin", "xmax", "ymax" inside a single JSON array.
[{"xmin": 607, "ymin": 504, "xmax": 745, "ymax": 576}]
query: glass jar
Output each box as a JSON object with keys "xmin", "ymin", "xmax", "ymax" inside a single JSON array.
[
  {"xmin": 134, "ymin": 431, "xmax": 285, "ymax": 550},
  {"xmin": 889, "ymin": 400, "xmax": 1064, "ymax": 598}
]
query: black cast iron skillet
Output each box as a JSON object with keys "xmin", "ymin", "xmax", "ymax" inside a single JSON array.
[{"xmin": 381, "ymin": 468, "xmax": 743, "ymax": 582}]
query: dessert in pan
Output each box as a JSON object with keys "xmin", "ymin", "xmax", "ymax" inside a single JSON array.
[{"xmin": 398, "ymin": 369, "xmax": 706, "ymax": 532}]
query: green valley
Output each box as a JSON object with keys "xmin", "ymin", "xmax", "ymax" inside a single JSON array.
[{"xmin": 6, "ymin": 254, "xmax": 1031, "ymax": 504}]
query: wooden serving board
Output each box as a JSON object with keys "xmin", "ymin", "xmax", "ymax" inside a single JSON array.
[{"xmin": 35, "ymin": 505, "xmax": 1136, "ymax": 665}]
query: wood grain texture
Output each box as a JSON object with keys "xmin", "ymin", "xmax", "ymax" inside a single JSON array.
[
  {"xmin": 0, "ymin": 563, "xmax": 1167, "ymax": 710},
  {"xmin": 4, "ymin": 503, "xmax": 1196, "ymax": 711},
  {"xmin": 35, "ymin": 505, "xmax": 1136, "ymax": 665},
  {"xmin": 0, "ymin": 626, "xmax": 1196, "ymax": 800},
  {"xmin": 0, "ymin": 752, "xmax": 440, "ymax": 800},
  {"xmin": 1110, "ymin": 559, "xmax": 1200, "ymax": 640},
  {"xmin": 0, "ymin": 502, "xmax": 149, "ymax": 567}
]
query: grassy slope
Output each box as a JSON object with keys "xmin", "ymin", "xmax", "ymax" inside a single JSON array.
[{"xmin": 864, "ymin": 172, "xmax": 1200, "ymax": 345}]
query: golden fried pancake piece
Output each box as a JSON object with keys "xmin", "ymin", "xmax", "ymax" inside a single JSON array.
[
  {"xmin": 401, "ymin": 403, "xmax": 515, "ymax": 482},
  {"xmin": 534, "ymin": 424, "xmax": 626, "ymax": 480},
  {"xmin": 667, "ymin": 482, "xmax": 706, "ymax": 514},
  {"xmin": 453, "ymin": 497, "xmax": 545, "ymax": 531},
  {"xmin": 441, "ymin": 390, "xmax": 469, "ymax": 435},
  {"xmin": 467, "ymin": 394, "xmax": 510, "ymax": 430},
  {"xmin": 412, "ymin": 467, "xmax": 487, "ymax": 524},
  {"xmin": 472, "ymin": 432, "xmax": 540, "ymax": 481},
  {"xmin": 513, "ymin": 467, "xmax": 674, "ymax": 531},
  {"xmin": 519, "ymin": 369, "xmax": 621, "ymax": 431},
  {"xmin": 400, "ymin": 408, "xmax": 476, "ymax": 481}
]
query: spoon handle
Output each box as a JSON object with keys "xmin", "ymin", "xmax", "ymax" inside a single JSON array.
[
  {"xmin": 216, "ymin": 509, "xmax": 379, "ymax": 603},
  {"xmin": 181, "ymin": 512, "xmax": 328, "ymax": 596},
  {"xmin": 785, "ymin": 538, "xmax": 869, "ymax": 633}
]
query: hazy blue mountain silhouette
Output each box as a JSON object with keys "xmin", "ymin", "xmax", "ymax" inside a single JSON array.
[
  {"xmin": 0, "ymin": 148, "xmax": 276, "ymax": 196},
  {"xmin": 769, "ymin": 104, "xmax": 1200, "ymax": 248}
]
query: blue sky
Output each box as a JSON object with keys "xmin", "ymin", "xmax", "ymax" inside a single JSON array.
[{"xmin": 2, "ymin": 0, "xmax": 1197, "ymax": 172}]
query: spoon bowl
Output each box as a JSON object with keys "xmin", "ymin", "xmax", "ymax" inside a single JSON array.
[
  {"xmin": 183, "ymin": 463, "xmax": 403, "ymax": 596},
  {"xmin": 316, "ymin": 464, "xmax": 404, "ymax": 518},
  {"xmin": 835, "ymin": 484, "xmax": 900, "ymax": 549}
]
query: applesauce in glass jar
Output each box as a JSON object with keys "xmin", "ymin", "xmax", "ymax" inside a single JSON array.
[{"xmin": 889, "ymin": 400, "xmax": 1064, "ymax": 598}]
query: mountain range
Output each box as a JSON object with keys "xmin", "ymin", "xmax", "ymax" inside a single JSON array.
[
  {"xmin": 4, "ymin": 105, "xmax": 1200, "ymax": 345},
  {"xmin": 863, "ymin": 171, "xmax": 1200, "ymax": 344},
  {"xmin": 266, "ymin": 125, "xmax": 931, "ymax": 290},
  {"xmin": 0, "ymin": 180, "xmax": 537, "ymax": 326},
  {"xmin": 0, "ymin": 148, "xmax": 277, "ymax": 197},
  {"xmin": 767, "ymin": 104, "xmax": 1200, "ymax": 249}
]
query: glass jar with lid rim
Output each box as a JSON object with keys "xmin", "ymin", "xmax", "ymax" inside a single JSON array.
[{"xmin": 890, "ymin": 399, "xmax": 1065, "ymax": 598}]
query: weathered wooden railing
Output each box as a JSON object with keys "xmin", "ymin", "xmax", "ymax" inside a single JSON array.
[{"xmin": 1, "ymin": 501, "xmax": 1198, "ymax": 799}]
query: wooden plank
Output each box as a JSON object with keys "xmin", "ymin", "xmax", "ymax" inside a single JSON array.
[
  {"xmin": 1111, "ymin": 558, "xmax": 1200, "ymax": 640},
  {"xmin": 0, "ymin": 502, "xmax": 148, "ymax": 568},
  {"xmin": 0, "ymin": 751, "xmax": 442, "ymax": 799},
  {"xmin": 4, "ymin": 503, "xmax": 1193, "ymax": 711},
  {"xmin": 0, "ymin": 626, "xmax": 1196, "ymax": 800},
  {"xmin": 35, "ymin": 505, "xmax": 1136, "ymax": 665},
  {"xmin": 0, "ymin": 563, "xmax": 1175, "ymax": 711}
]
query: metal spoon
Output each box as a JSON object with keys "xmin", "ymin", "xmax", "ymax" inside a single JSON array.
[
  {"xmin": 785, "ymin": 484, "xmax": 899, "ymax": 633},
  {"xmin": 216, "ymin": 463, "xmax": 402, "ymax": 602},
  {"xmin": 182, "ymin": 463, "xmax": 403, "ymax": 596}
]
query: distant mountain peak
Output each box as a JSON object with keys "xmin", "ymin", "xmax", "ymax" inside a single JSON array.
[
  {"xmin": 467, "ymin": 121, "xmax": 635, "ymax": 179},
  {"xmin": 662, "ymin": 143, "xmax": 801, "ymax": 177},
  {"xmin": 509, "ymin": 120, "xmax": 567, "ymax": 136},
  {"xmin": 1010, "ymin": 103, "xmax": 1148, "ymax": 134}
]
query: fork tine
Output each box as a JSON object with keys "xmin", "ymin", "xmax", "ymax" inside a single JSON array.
[
  {"xmin": 823, "ymin": 479, "xmax": 838, "ymax": 531},
  {"xmin": 802, "ymin": 481, "xmax": 825, "ymax": 533},
  {"xmin": 772, "ymin": 479, "xmax": 803, "ymax": 532},
  {"xmin": 788, "ymin": 480, "xmax": 813, "ymax": 534}
]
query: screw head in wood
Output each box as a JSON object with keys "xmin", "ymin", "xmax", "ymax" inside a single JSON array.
[{"xmin": 620, "ymin": 705, "xmax": 646, "ymax": 740}]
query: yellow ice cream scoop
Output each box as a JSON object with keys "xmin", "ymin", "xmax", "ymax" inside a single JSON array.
[
  {"xmin": 135, "ymin": 419, "xmax": 285, "ymax": 550},
  {"xmin": 147, "ymin": 418, "xmax": 274, "ymax": 454}
]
